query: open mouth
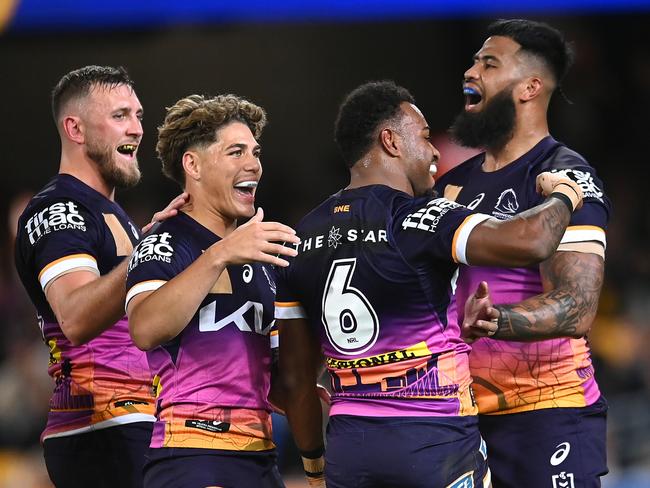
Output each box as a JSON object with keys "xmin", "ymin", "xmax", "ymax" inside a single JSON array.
[
  {"xmin": 117, "ymin": 144, "xmax": 138, "ymax": 157},
  {"xmin": 463, "ymin": 86, "xmax": 483, "ymax": 109},
  {"xmin": 233, "ymin": 180, "xmax": 258, "ymax": 197}
]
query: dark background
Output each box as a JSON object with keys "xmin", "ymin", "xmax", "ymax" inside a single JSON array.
[{"xmin": 0, "ymin": 11, "xmax": 649, "ymax": 487}]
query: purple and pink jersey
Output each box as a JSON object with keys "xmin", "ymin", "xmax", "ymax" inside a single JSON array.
[
  {"xmin": 125, "ymin": 212, "xmax": 277, "ymax": 452},
  {"xmin": 436, "ymin": 136, "xmax": 611, "ymax": 415},
  {"xmin": 275, "ymin": 185, "xmax": 494, "ymax": 418},
  {"xmin": 14, "ymin": 174, "xmax": 155, "ymax": 442}
]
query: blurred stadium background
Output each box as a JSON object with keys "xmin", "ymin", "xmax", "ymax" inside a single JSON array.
[{"xmin": 1, "ymin": 1, "xmax": 649, "ymax": 486}]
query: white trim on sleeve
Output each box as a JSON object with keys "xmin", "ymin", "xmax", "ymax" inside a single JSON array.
[
  {"xmin": 454, "ymin": 214, "xmax": 493, "ymax": 265},
  {"xmin": 39, "ymin": 254, "xmax": 99, "ymax": 291},
  {"xmin": 125, "ymin": 280, "xmax": 166, "ymax": 311}
]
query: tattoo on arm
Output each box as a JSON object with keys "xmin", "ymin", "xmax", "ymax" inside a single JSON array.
[{"xmin": 493, "ymin": 251, "xmax": 604, "ymax": 341}]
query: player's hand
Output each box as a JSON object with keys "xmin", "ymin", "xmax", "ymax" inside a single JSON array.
[
  {"xmin": 210, "ymin": 207, "xmax": 300, "ymax": 268},
  {"xmin": 535, "ymin": 171, "xmax": 583, "ymax": 211},
  {"xmin": 462, "ymin": 281, "xmax": 500, "ymax": 343},
  {"xmin": 141, "ymin": 192, "xmax": 190, "ymax": 234}
]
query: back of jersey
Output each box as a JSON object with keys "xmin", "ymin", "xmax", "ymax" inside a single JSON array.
[{"xmin": 276, "ymin": 185, "xmax": 479, "ymax": 418}]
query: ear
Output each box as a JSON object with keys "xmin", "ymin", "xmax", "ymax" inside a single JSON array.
[
  {"xmin": 62, "ymin": 116, "xmax": 84, "ymax": 144},
  {"xmin": 519, "ymin": 76, "xmax": 543, "ymax": 102},
  {"xmin": 182, "ymin": 151, "xmax": 201, "ymax": 182},
  {"xmin": 379, "ymin": 128, "xmax": 400, "ymax": 157}
]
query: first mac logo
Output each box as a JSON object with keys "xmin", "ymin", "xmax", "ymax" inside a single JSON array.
[{"xmin": 26, "ymin": 201, "xmax": 86, "ymax": 245}]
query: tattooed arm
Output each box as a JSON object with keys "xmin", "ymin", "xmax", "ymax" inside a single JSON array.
[{"xmin": 492, "ymin": 251, "xmax": 604, "ymax": 341}]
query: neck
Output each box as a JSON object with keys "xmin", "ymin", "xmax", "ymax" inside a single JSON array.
[
  {"xmin": 347, "ymin": 153, "xmax": 414, "ymax": 196},
  {"xmin": 182, "ymin": 194, "xmax": 237, "ymax": 237},
  {"xmin": 483, "ymin": 111, "xmax": 549, "ymax": 172},
  {"xmin": 59, "ymin": 148, "xmax": 115, "ymax": 200}
]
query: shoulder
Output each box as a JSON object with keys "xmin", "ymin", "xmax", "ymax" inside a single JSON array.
[{"xmin": 435, "ymin": 153, "xmax": 484, "ymax": 188}]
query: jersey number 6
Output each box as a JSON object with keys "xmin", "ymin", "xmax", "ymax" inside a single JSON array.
[{"xmin": 321, "ymin": 258, "xmax": 379, "ymax": 355}]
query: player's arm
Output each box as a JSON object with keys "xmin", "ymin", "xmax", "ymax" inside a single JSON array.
[
  {"xmin": 278, "ymin": 317, "xmax": 326, "ymax": 487},
  {"xmin": 465, "ymin": 172, "xmax": 583, "ymax": 267},
  {"xmin": 128, "ymin": 208, "xmax": 299, "ymax": 350},
  {"xmin": 46, "ymin": 261, "xmax": 128, "ymax": 346},
  {"xmin": 490, "ymin": 250, "xmax": 603, "ymax": 340},
  {"xmin": 44, "ymin": 193, "xmax": 190, "ymax": 346}
]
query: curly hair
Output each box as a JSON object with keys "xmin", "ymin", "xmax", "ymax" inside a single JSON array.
[
  {"xmin": 334, "ymin": 81, "xmax": 415, "ymax": 168},
  {"xmin": 487, "ymin": 19, "xmax": 575, "ymax": 88},
  {"xmin": 156, "ymin": 94, "xmax": 267, "ymax": 187}
]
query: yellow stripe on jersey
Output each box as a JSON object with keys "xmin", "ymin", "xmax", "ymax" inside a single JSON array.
[
  {"xmin": 561, "ymin": 225, "xmax": 606, "ymax": 247},
  {"xmin": 326, "ymin": 341, "xmax": 433, "ymax": 369},
  {"xmin": 274, "ymin": 301, "xmax": 307, "ymax": 319},
  {"xmin": 452, "ymin": 214, "xmax": 492, "ymax": 264},
  {"xmin": 103, "ymin": 214, "xmax": 134, "ymax": 257},
  {"xmin": 39, "ymin": 253, "xmax": 99, "ymax": 290}
]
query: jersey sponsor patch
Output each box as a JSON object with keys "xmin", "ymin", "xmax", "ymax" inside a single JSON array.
[
  {"xmin": 401, "ymin": 197, "xmax": 462, "ymax": 233},
  {"xmin": 185, "ymin": 419, "xmax": 231, "ymax": 433},
  {"xmin": 128, "ymin": 232, "xmax": 174, "ymax": 270},
  {"xmin": 551, "ymin": 169, "xmax": 604, "ymax": 202},
  {"xmin": 25, "ymin": 201, "xmax": 86, "ymax": 245}
]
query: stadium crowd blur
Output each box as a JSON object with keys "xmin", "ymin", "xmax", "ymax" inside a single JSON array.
[{"xmin": 0, "ymin": 6, "xmax": 648, "ymax": 487}]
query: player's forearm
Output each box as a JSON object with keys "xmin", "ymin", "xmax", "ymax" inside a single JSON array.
[
  {"xmin": 284, "ymin": 386, "xmax": 325, "ymax": 453},
  {"xmin": 58, "ymin": 259, "xmax": 129, "ymax": 345},
  {"xmin": 468, "ymin": 197, "xmax": 571, "ymax": 267},
  {"xmin": 492, "ymin": 251, "xmax": 603, "ymax": 341},
  {"xmin": 128, "ymin": 252, "xmax": 227, "ymax": 350}
]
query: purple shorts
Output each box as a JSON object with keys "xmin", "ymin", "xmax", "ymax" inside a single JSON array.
[
  {"xmin": 143, "ymin": 448, "xmax": 285, "ymax": 488},
  {"xmin": 479, "ymin": 396, "xmax": 608, "ymax": 488},
  {"xmin": 325, "ymin": 415, "xmax": 489, "ymax": 488},
  {"xmin": 43, "ymin": 422, "xmax": 153, "ymax": 488}
]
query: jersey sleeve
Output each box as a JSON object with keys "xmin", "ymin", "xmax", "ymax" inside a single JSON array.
[
  {"xmin": 23, "ymin": 199, "xmax": 103, "ymax": 292},
  {"xmin": 273, "ymin": 256, "xmax": 308, "ymax": 320},
  {"xmin": 125, "ymin": 230, "xmax": 188, "ymax": 311},
  {"xmin": 394, "ymin": 196, "xmax": 493, "ymax": 265},
  {"xmin": 532, "ymin": 158, "xmax": 611, "ymax": 257}
]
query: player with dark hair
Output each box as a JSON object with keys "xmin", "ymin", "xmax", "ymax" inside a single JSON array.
[
  {"xmin": 125, "ymin": 94, "xmax": 299, "ymax": 488},
  {"xmin": 274, "ymin": 80, "xmax": 585, "ymax": 488},
  {"xmin": 439, "ymin": 19, "xmax": 610, "ymax": 487},
  {"xmin": 14, "ymin": 65, "xmax": 186, "ymax": 487}
]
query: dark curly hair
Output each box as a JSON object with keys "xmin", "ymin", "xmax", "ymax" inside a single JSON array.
[
  {"xmin": 51, "ymin": 65, "xmax": 134, "ymax": 123},
  {"xmin": 156, "ymin": 94, "xmax": 267, "ymax": 187},
  {"xmin": 334, "ymin": 81, "xmax": 415, "ymax": 168},
  {"xmin": 487, "ymin": 19, "xmax": 575, "ymax": 88}
]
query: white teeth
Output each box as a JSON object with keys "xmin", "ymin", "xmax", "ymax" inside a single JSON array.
[
  {"xmin": 429, "ymin": 164, "xmax": 438, "ymax": 176},
  {"xmin": 234, "ymin": 181, "xmax": 258, "ymax": 189}
]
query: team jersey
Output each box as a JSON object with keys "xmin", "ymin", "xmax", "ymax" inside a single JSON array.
[
  {"xmin": 436, "ymin": 136, "xmax": 611, "ymax": 415},
  {"xmin": 14, "ymin": 174, "xmax": 155, "ymax": 442},
  {"xmin": 125, "ymin": 212, "xmax": 277, "ymax": 451},
  {"xmin": 275, "ymin": 184, "xmax": 494, "ymax": 418}
]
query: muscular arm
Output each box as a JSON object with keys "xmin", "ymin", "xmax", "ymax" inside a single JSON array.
[
  {"xmin": 278, "ymin": 318, "xmax": 325, "ymax": 453},
  {"xmin": 493, "ymin": 251, "xmax": 604, "ymax": 341},
  {"xmin": 46, "ymin": 261, "xmax": 128, "ymax": 346},
  {"xmin": 466, "ymin": 196, "xmax": 572, "ymax": 267},
  {"xmin": 128, "ymin": 210, "xmax": 299, "ymax": 350}
]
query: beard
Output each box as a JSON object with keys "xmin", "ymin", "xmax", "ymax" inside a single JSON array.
[
  {"xmin": 449, "ymin": 85, "xmax": 517, "ymax": 150},
  {"xmin": 86, "ymin": 139, "xmax": 141, "ymax": 189}
]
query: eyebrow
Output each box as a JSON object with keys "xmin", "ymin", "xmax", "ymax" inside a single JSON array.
[
  {"xmin": 226, "ymin": 143, "xmax": 261, "ymax": 152},
  {"xmin": 474, "ymin": 54, "xmax": 500, "ymax": 63}
]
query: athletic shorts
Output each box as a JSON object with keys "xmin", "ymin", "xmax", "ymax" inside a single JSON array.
[
  {"xmin": 479, "ymin": 396, "xmax": 608, "ymax": 488},
  {"xmin": 143, "ymin": 447, "xmax": 285, "ymax": 488},
  {"xmin": 43, "ymin": 421, "xmax": 153, "ymax": 488},
  {"xmin": 325, "ymin": 415, "xmax": 490, "ymax": 488}
]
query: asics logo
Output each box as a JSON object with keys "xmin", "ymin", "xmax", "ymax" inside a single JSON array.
[{"xmin": 550, "ymin": 442, "xmax": 571, "ymax": 466}]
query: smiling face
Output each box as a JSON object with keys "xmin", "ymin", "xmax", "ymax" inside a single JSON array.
[
  {"xmin": 191, "ymin": 121, "xmax": 262, "ymax": 221},
  {"xmin": 396, "ymin": 102, "xmax": 440, "ymax": 196},
  {"xmin": 82, "ymin": 83, "xmax": 143, "ymax": 188}
]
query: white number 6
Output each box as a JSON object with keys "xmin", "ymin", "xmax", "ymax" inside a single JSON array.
[{"xmin": 321, "ymin": 258, "xmax": 379, "ymax": 355}]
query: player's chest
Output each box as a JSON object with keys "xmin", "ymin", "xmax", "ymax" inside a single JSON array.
[{"xmin": 447, "ymin": 169, "xmax": 535, "ymax": 220}]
